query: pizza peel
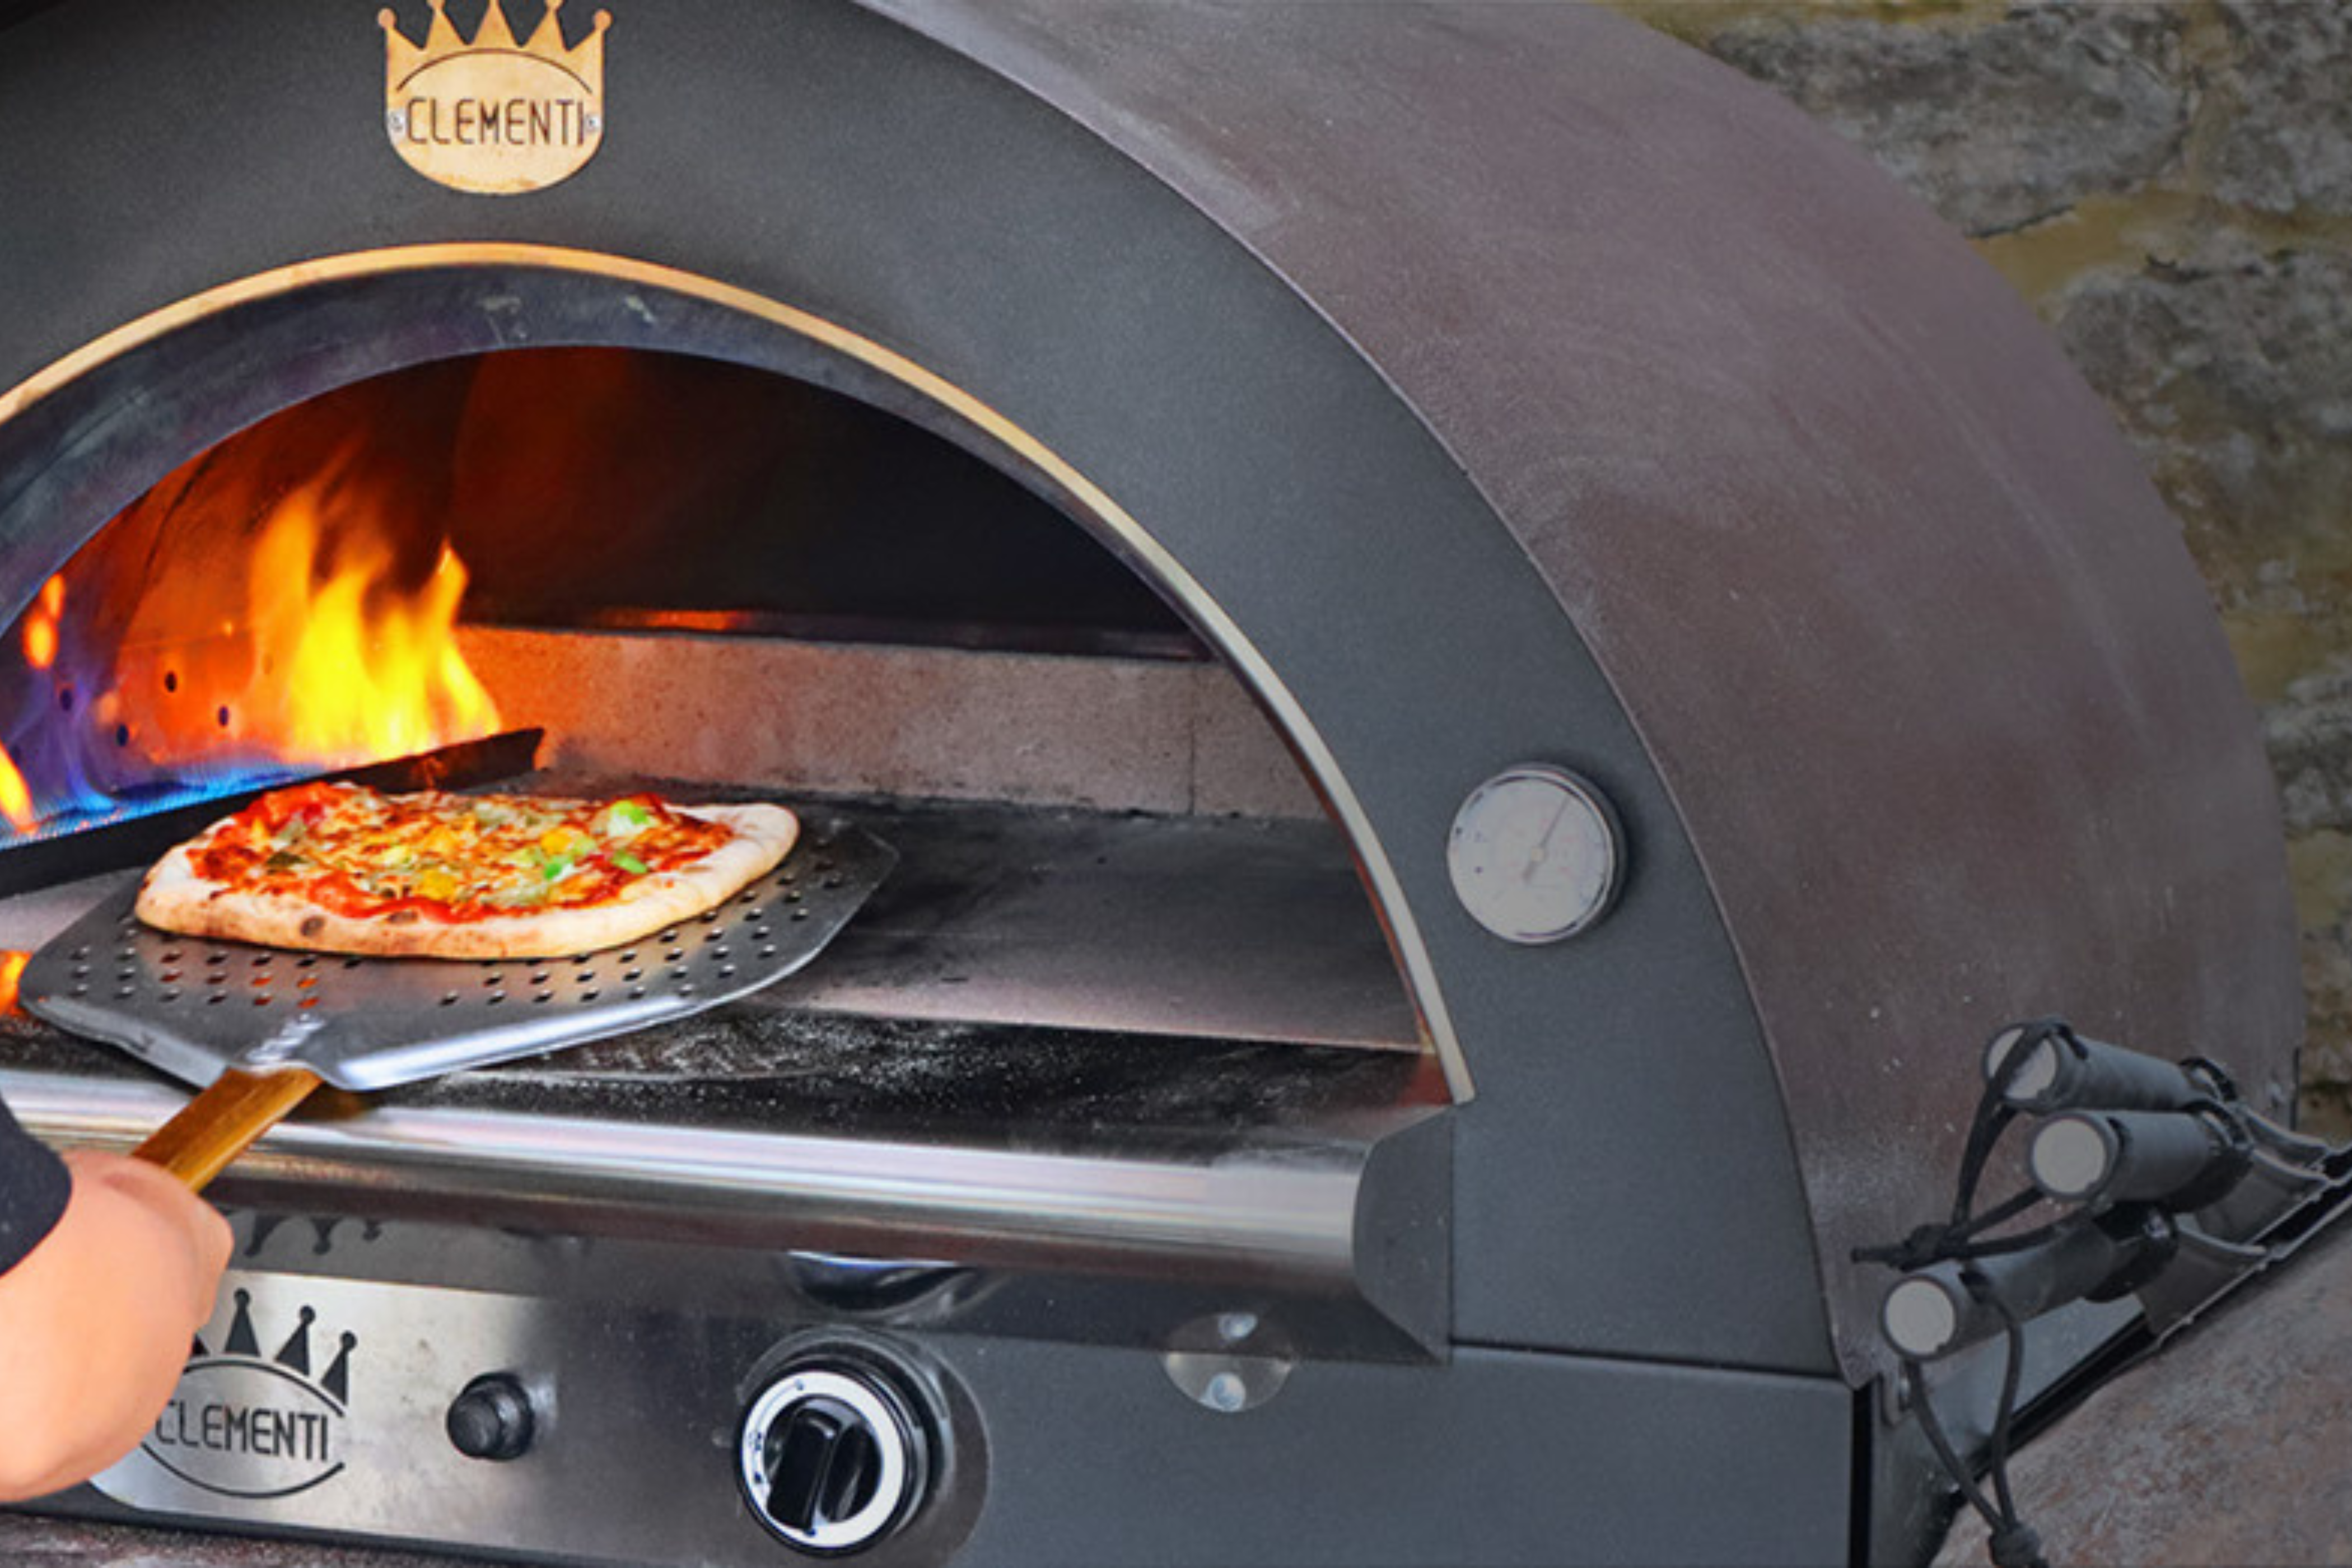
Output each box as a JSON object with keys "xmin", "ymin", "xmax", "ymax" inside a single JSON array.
[{"xmin": 19, "ymin": 811, "xmax": 895, "ymax": 1190}]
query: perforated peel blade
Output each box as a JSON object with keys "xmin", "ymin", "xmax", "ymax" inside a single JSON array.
[{"xmin": 22, "ymin": 816, "xmax": 895, "ymax": 1093}]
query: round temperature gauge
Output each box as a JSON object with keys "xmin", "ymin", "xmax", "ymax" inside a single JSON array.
[{"xmin": 1446, "ymin": 764, "xmax": 1625, "ymax": 944}]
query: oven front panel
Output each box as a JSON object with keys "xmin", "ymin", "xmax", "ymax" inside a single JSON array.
[
  {"xmin": 59, "ymin": 1242, "xmax": 1850, "ymax": 1568},
  {"xmin": 0, "ymin": 0, "xmax": 1832, "ymax": 1377}
]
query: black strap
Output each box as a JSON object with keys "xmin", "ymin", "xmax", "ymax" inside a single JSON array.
[
  {"xmin": 0, "ymin": 1092, "xmax": 71, "ymax": 1275},
  {"xmin": 1861, "ymin": 1024, "xmax": 2069, "ymax": 1568}
]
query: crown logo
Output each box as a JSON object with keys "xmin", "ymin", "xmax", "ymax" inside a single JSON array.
[
  {"xmin": 111, "ymin": 1287, "xmax": 360, "ymax": 1504},
  {"xmin": 378, "ymin": 0, "xmax": 613, "ymax": 196},
  {"xmin": 195, "ymin": 1287, "xmax": 359, "ymax": 1407}
]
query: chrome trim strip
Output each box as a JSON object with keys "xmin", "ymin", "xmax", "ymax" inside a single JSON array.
[
  {"xmin": 0, "ymin": 242, "xmax": 1471, "ymax": 1100},
  {"xmin": 2, "ymin": 1069, "xmax": 1368, "ymax": 1280}
]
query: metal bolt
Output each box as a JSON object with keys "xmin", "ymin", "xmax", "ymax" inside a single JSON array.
[
  {"xmin": 1203, "ymin": 1371, "xmax": 1247, "ymax": 1413},
  {"xmin": 1216, "ymin": 1312, "xmax": 1258, "ymax": 1345},
  {"xmin": 386, "ymin": 111, "xmax": 407, "ymax": 134}
]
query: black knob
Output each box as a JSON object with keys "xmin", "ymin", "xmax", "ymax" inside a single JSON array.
[
  {"xmin": 764, "ymin": 1397, "xmax": 884, "ymax": 1536},
  {"xmin": 739, "ymin": 1361, "xmax": 930, "ymax": 1554},
  {"xmin": 446, "ymin": 1374, "xmax": 536, "ymax": 1462}
]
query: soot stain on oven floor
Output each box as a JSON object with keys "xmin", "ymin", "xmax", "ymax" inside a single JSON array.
[
  {"xmin": 0, "ymin": 989, "xmax": 1426, "ymax": 1142},
  {"xmin": 398, "ymin": 785, "xmax": 1432, "ymax": 1141},
  {"xmin": 432, "ymin": 1004, "xmax": 1430, "ymax": 1145}
]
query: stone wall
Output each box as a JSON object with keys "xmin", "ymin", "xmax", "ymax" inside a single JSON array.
[{"xmin": 1617, "ymin": 0, "xmax": 2352, "ymax": 1130}]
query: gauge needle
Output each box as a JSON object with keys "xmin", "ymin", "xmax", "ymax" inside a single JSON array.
[{"xmin": 1521, "ymin": 797, "xmax": 1572, "ymax": 883}]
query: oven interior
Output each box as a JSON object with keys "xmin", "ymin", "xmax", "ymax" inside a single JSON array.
[{"xmin": 0, "ymin": 343, "xmax": 1448, "ymax": 1348}]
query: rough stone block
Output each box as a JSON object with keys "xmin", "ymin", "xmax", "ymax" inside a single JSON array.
[
  {"xmin": 2045, "ymin": 241, "xmax": 2352, "ymax": 613},
  {"xmin": 1707, "ymin": 3, "xmax": 2191, "ymax": 235},
  {"xmin": 2266, "ymin": 657, "xmax": 2352, "ymax": 838},
  {"xmin": 2209, "ymin": 0, "xmax": 2352, "ymax": 216}
]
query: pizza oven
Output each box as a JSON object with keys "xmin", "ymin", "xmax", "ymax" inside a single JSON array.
[{"xmin": 0, "ymin": 3, "xmax": 2303, "ymax": 1565}]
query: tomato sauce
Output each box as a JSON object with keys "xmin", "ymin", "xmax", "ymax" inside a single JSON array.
[{"xmin": 187, "ymin": 783, "xmax": 735, "ymax": 925}]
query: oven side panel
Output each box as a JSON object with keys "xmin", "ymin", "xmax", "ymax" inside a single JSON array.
[{"xmin": 875, "ymin": 0, "xmax": 2307, "ymax": 1386}]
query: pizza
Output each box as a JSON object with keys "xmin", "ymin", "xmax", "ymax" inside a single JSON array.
[{"xmin": 134, "ymin": 781, "xmax": 799, "ymax": 960}]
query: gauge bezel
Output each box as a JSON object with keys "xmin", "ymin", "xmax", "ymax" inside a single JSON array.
[{"xmin": 1445, "ymin": 763, "xmax": 1626, "ymax": 944}]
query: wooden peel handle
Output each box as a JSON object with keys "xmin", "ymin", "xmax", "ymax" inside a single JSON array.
[{"xmin": 132, "ymin": 1066, "xmax": 324, "ymax": 1192}]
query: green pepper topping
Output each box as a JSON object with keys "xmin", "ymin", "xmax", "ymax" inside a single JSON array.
[
  {"xmin": 612, "ymin": 851, "xmax": 648, "ymax": 876},
  {"xmin": 541, "ymin": 853, "xmax": 575, "ymax": 883}
]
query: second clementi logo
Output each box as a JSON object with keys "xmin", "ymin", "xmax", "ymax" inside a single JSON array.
[
  {"xmin": 136, "ymin": 1288, "xmax": 359, "ymax": 1500},
  {"xmin": 379, "ymin": 0, "xmax": 612, "ymax": 195}
]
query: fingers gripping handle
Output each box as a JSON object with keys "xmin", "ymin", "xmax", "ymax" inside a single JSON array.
[{"xmin": 131, "ymin": 1067, "xmax": 325, "ymax": 1192}]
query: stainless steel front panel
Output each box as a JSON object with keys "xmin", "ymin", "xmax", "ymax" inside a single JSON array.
[
  {"xmin": 44, "ymin": 1255, "xmax": 1849, "ymax": 1567},
  {"xmin": 81, "ymin": 1268, "xmax": 988, "ymax": 1567}
]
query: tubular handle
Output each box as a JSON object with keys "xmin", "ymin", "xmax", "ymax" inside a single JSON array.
[
  {"xmin": 2028, "ymin": 1107, "xmax": 2251, "ymax": 1211},
  {"xmin": 1983, "ymin": 1024, "xmax": 2207, "ymax": 1116},
  {"xmin": 131, "ymin": 1066, "xmax": 324, "ymax": 1192},
  {"xmin": 1880, "ymin": 1216, "xmax": 2145, "ymax": 1362}
]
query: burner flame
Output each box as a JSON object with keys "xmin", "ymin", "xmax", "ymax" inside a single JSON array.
[
  {"xmin": 0, "ymin": 756, "xmax": 28, "ymax": 833},
  {"xmin": 241, "ymin": 463, "xmax": 500, "ymax": 763},
  {"xmin": 0, "ymin": 427, "xmax": 503, "ymax": 843},
  {"xmin": 21, "ymin": 576, "xmax": 62, "ymax": 672}
]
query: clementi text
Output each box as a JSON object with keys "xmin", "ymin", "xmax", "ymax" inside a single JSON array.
[
  {"xmin": 403, "ymin": 95, "xmax": 591, "ymax": 147},
  {"xmin": 151, "ymin": 1398, "xmax": 334, "ymax": 1463}
]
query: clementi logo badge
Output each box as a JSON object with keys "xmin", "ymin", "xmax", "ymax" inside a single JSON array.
[
  {"xmin": 379, "ymin": 0, "xmax": 612, "ymax": 195},
  {"xmin": 137, "ymin": 1289, "xmax": 359, "ymax": 1500}
]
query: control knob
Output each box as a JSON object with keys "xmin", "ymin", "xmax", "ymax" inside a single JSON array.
[
  {"xmin": 446, "ymin": 1373, "xmax": 536, "ymax": 1462},
  {"xmin": 739, "ymin": 1357, "xmax": 931, "ymax": 1555}
]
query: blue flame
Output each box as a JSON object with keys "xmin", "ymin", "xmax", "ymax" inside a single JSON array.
[
  {"xmin": 0, "ymin": 764, "xmax": 313, "ymax": 850},
  {"xmin": 0, "ymin": 578, "xmax": 317, "ymax": 850}
]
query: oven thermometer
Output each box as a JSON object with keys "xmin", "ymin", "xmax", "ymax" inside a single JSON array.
[{"xmin": 1446, "ymin": 764, "xmax": 1625, "ymax": 944}]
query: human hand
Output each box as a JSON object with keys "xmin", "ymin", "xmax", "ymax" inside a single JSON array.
[{"xmin": 0, "ymin": 1150, "xmax": 232, "ymax": 1501}]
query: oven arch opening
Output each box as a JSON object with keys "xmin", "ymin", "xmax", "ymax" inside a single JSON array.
[{"xmin": 0, "ymin": 246, "xmax": 1460, "ymax": 1096}]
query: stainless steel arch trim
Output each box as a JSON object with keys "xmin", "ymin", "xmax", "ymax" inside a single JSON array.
[{"xmin": 0, "ymin": 242, "xmax": 1470, "ymax": 1099}]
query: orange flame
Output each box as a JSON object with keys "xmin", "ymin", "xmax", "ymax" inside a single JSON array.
[
  {"xmin": 0, "ymin": 575, "xmax": 62, "ymax": 825},
  {"xmin": 0, "ymin": 748, "xmax": 30, "ymax": 831},
  {"xmin": 20, "ymin": 576, "xmax": 61, "ymax": 671},
  {"xmin": 237, "ymin": 484, "xmax": 501, "ymax": 763},
  {"xmin": 2, "ymin": 381, "xmax": 501, "ymax": 841},
  {"xmin": 0, "ymin": 425, "xmax": 501, "ymax": 836},
  {"xmin": 0, "ymin": 950, "xmax": 25, "ymax": 1012},
  {"xmin": 95, "ymin": 437, "xmax": 503, "ymax": 774}
]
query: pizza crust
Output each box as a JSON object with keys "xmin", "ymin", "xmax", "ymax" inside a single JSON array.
[{"xmin": 135, "ymin": 800, "xmax": 799, "ymax": 960}]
